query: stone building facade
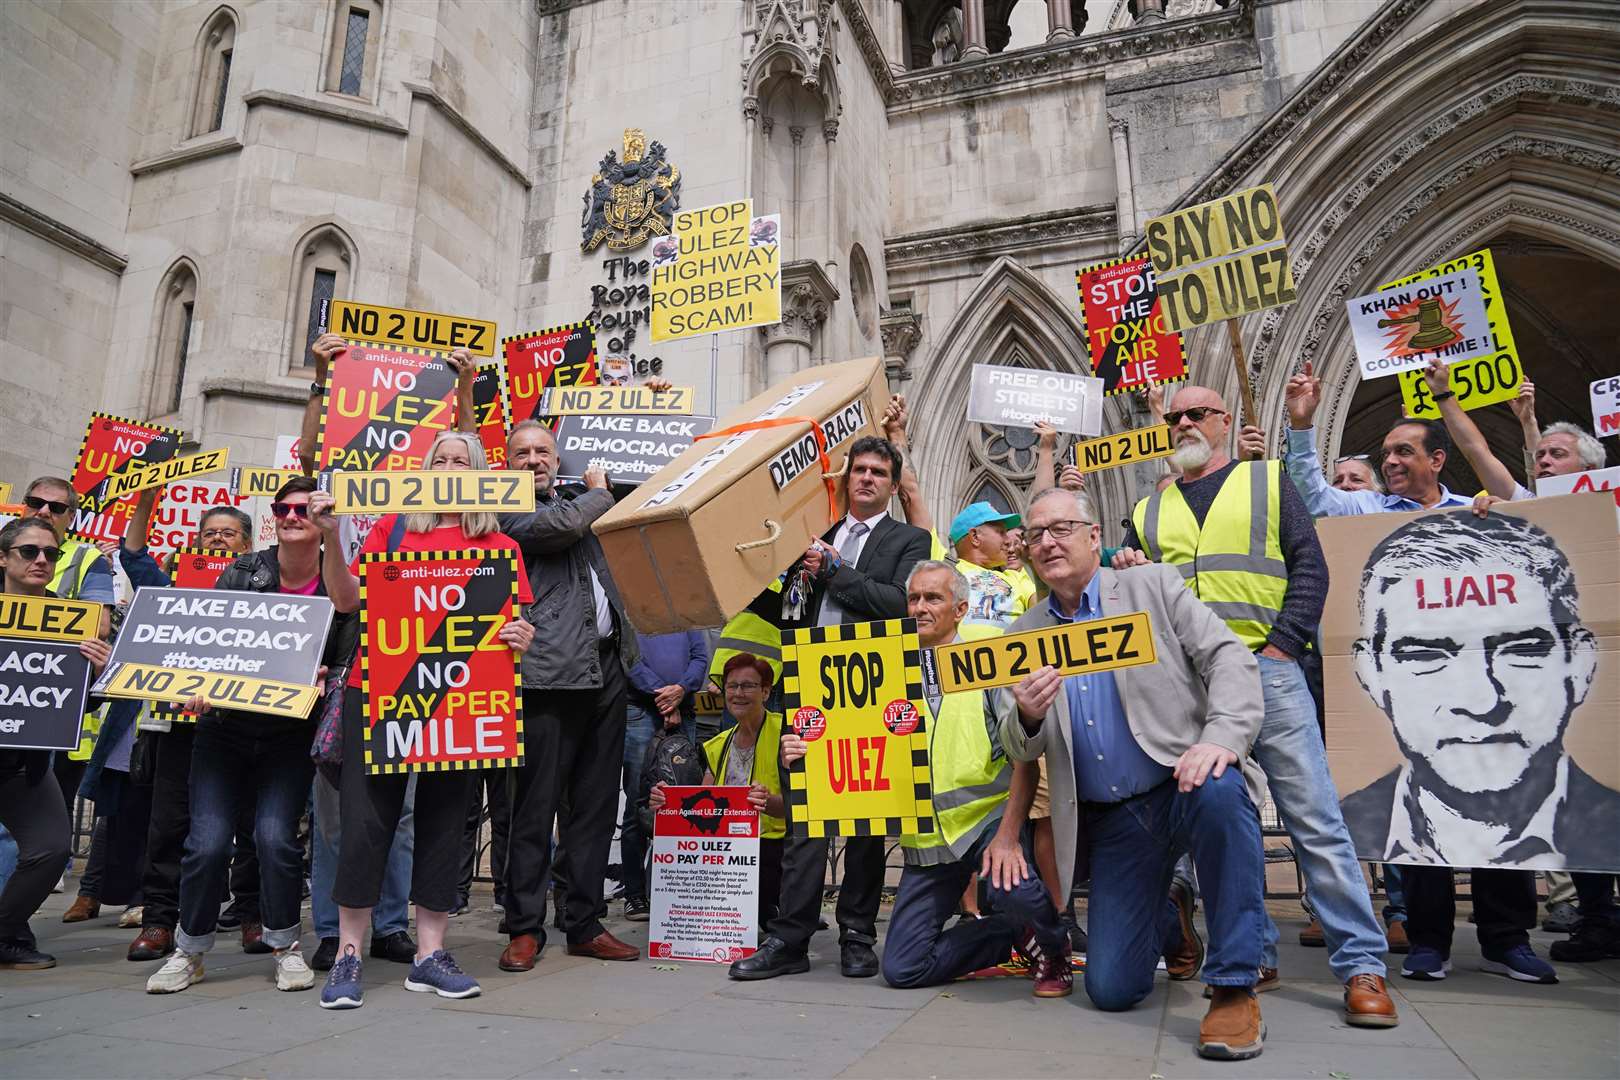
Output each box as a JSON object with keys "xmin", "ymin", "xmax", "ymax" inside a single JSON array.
[{"xmin": 3, "ymin": 0, "xmax": 1616, "ymax": 543}]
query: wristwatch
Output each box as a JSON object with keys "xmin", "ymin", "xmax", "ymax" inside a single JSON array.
[
  {"xmin": 309, "ymin": 381, "xmax": 324, "ymax": 396},
  {"xmin": 1432, "ymin": 389, "xmax": 1456, "ymax": 402}
]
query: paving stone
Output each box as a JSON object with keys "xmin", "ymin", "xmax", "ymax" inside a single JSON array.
[
  {"xmin": 0, "ymin": 1032, "xmax": 255, "ymax": 1079},
  {"xmin": 0, "ymin": 986, "xmax": 196, "ymax": 1050},
  {"xmin": 1160, "ymin": 977, "xmax": 1450, "ymax": 1048},
  {"xmin": 1414, "ymin": 1001, "xmax": 1620, "ymax": 1080},
  {"xmin": 712, "ymin": 960, "xmax": 942, "ymax": 1011},
  {"xmin": 1153, "ymin": 1041, "xmax": 1476, "ymax": 1079},
  {"xmin": 842, "ymin": 1040, "xmax": 1153, "ymax": 1079},
  {"xmin": 612, "ymin": 996, "xmax": 909, "ymax": 1069},
  {"xmin": 88, "ymin": 987, "xmax": 386, "ymax": 1054},
  {"xmin": 534, "ymin": 1042, "xmax": 830, "ymax": 1079},
  {"xmin": 884, "ymin": 980, "xmax": 1165, "ymax": 1055},
  {"xmin": 444, "ymin": 955, "xmax": 723, "ymax": 1024}
]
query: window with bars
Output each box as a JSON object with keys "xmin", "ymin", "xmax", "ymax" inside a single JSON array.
[
  {"xmin": 339, "ymin": 9, "xmax": 369, "ymax": 95},
  {"xmin": 288, "ymin": 228, "xmax": 354, "ymax": 374},
  {"xmin": 209, "ymin": 50, "xmax": 232, "ymax": 133},
  {"xmin": 152, "ymin": 263, "xmax": 198, "ymax": 418},
  {"xmin": 172, "ymin": 303, "xmax": 194, "ymax": 413},
  {"xmin": 190, "ymin": 11, "xmax": 236, "ymax": 138},
  {"xmin": 304, "ymin": 269, "xmax": 336, "ymax": 367}
]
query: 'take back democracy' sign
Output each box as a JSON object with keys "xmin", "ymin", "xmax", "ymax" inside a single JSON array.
[
  {"xmin": 556, "ymin": 414, "xmax": 715, "ymax": 486},
  {"xmin": 0, "ymin": 641, "xmax": 92, "ymax": 751}
]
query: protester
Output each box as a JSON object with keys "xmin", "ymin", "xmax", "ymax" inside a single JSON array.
[
  {"xmin": 453, "ymin": 773, "xmax": 508, "ymax": 921},
  {"xmin": 310, "ymin": 773, "xmax": 415, "ymax": 971},
  {"xmin": 879, "ymin": 561, "xmax": 1069, "ymax": 993},
  {"xmin": 1114, "ymin": 384, "xmax": 1397, "ymax": 1027},
  {"xmin": 311, "ymin": 429, "xmax": 535, "ymax": 1008},
  {"xmin": 495, "ymin": 420, "xmax": 642, "ymax": 972},
  {"xmin": 730, "ymin": 435, "xmax": 930, "ymax": 982},
  {"xmin": 1331, "ymin": 455, "xmax": 1383, "ymax": 493},
  {"xmin": 0, "ymin": 517, "xmax": 113, "ymax": 969},
  {"xmin": 1000, "ymin": 487, "xmax": 1270, "ymax": 1061}
]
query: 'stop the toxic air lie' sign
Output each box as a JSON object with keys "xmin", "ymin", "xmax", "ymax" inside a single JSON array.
[
  {"xmin": 329, "ymin": 300, "xmax": 496, "ymax": 357},
  {"xmin": 1144, "ymin": 184, "xmax": 1296, "ymax": 333}
]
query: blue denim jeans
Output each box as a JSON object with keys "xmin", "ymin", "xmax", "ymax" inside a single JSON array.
[
  {"xmin": 177, "ymin": 721, "xmax": 313, "ymax": 954},
  {"xmin": 311, "ymin": 772, "xmax": 413, "ymax": 939},
  {"xmin": 1382, "ymin": 863, "xmax": 1407, "ymax": 924},
  {"xmin": 619, "ymin": 702, "xmax": 695, "ymax": 903},
  {"xmin": 0, "ymin": 824, "xmax": 17, "ymax": 891},
  {"xmin": 1251, "ymin": 655, "xmax": 1387, "ymax": 982},
  {"xmin": 1083, "ymin": 770, "xmax": 1266, "ymax": 1010}
]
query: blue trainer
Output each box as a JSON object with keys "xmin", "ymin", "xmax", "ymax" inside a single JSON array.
[
  {"xmin": 320, "ymin": 945, "xmax": 364, "ymax": 1009},
  {"xmin": 404, "ymin": 949, "xmax": 481, "ymax": 999},
  {"xmin": 1400, "ymin": 944, "xmax": 1451, "ymax": 981},
  {"xmin": 1481, "ymin": 942, "xmax": 1558, "ymax": 984}
]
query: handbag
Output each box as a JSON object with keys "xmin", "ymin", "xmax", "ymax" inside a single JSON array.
[{"xmin": 309, "ymin": 662, "xmax": 351, "ymax": 787}]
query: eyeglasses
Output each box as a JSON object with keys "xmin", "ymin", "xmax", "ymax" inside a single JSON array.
[
  {"xmin": 1334, "ymin": 454, "xmax": 1371, "ymax": 464},
  {"xmin": 23, "ymin": 495, "xmax": 72, "ymax": 516},
  {"xmin": 199, "ymin": 527, "xmax": 244, "ymax": 541},
  {"xmin": 7, "ymin": 543, "xmax": 64, "ymax": 564},
  {"xmin": 1164, "ymin": 406, "xmax": 1227, "ymax": 426},
  {"xmin": 724, "ymin": 682, "xmax": 764, "ymax": 693},
  {"xmin": 270, "ymin": 502, "xmax": 310, "ymax": 519},
  {"xmin": 1024, "ymin": 519, "xmax": 1095, "ymax": 546}
]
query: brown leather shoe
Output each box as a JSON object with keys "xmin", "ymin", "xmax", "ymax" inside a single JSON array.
[
  {"xmin": 565, "ymin": 931, "xmax": 640, "ymax": 961},
  {"xmin": 1205, "ymin": 966, "xmax": 1280, "ymax": 997},
  {"xmin": 1344, "ymin": 973, "xmax": 1399, "ymax": 1028},
  {"xmin": 128, "ymin": 926, "xmax": 175, "ymax": 962},
  {"xmin": 1163, "ymin": 879, "xmax": 1204, "ymax": 980},
  {"xmin": 62, "ymin": 895, "xmax": 100, "ymax": 923},
  {"xmin": 1299, "ymin": 918, "xmax": 1325, "ymax": 947},
  {"xmin": 1198, "ymin": 987, "xmax": 1265, "ymax": 1061},
  {"xmin": 499, "ymin": 934, "xmax": 543, "ymax": 972},
  {"xmin": 1385, "ymin": 920, "xmax": 1411, "ymax": 954},
  {"xmin": 241, "ymin": 922, "xmax": 271, "ymax": 954}
]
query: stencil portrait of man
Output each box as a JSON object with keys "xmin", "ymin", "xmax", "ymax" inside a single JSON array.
[{"xmin": 1339, "ymin": 510, "xmax": 1620, "ymax": 870}]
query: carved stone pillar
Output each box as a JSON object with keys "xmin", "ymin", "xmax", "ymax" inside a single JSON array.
[
  {"xmin": 760, "ymin": 259, "xmax": 839, "ymax": 384},
  {"xmin": 1045, "ymin": 0, "xmax": 1076, "ymax": 41},
  {"xmin": 880, "ymin": 307, "xmax": 922, "ymax": 389},
  {"xmin": 1130, "ymin": 0, "xmax": 1167, "ymax": 24},
  {"xmin": 823, "ymin": 119, "xmax": 839, "ymax": 281},
  {"xmin": 742, "ymin": 95, "xmax": 759, "ymax": 193},
  {"xmin": 889, "ymin": 0, "xmax": 907, "ymax": 74},
  {"xmin": 960, "ymin": 0, "xmax": 988, "ymax": 58},
  {"xmin": 1108, "ymin": 115, "xmax": 1137, "ymax": 253}
]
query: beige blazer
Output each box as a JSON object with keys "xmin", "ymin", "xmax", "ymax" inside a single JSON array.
[{"xmin": 996, "ymin": 564, "xmax": 1263, "ymax": 901}]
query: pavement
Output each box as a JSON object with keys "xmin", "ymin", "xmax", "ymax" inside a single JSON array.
[{"xmin": 3, "ymin": 889, "xmax": 1617, "ymax": 1080}]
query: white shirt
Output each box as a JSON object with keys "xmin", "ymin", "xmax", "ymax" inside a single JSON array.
[
  {"xmin": 829, "ymin": 510, "xmax": 888, "ymax": 567},
  {"xmin": 587, "ymin": 565, "xmax": 613, "ymax": 638},
  {"xmin": 1383, "ymin": 757, "xmax": 1569, "ymax": 868}
]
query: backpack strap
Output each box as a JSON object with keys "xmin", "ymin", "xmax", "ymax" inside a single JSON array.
[{"xmin": 385, "ymin": 513, "xmax": 408, "ymax": 554}]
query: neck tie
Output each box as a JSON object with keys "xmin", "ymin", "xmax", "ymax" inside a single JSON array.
[{"xmin": 817, "ymin": 521, "xmax": 869, "ymax": 626}]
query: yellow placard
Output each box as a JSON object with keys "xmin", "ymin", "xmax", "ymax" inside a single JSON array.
[
  {"xmin": 98, "ymin": 448, "xmax": 230, "ymax": 501},
  {"xmin": 692, "ymin": 690, "xmax": 724, "ymax": 716},
  {"xmin": 651, "ymin": 199, "xmax": 782, "ymax": 342},
  {"xmin": 329, "ymin": 299, "xmax": 496, "ymax": 357},
  {"xmin": 231, "ymin": 466, "xmax": 303, "ymax": 499},
  {"xmin": 325, "ymin": 470, "xmax": 536, "ymax": 515},
  {"xmin": 923, "ymin": 612, "xmax": 1158, "ymax": 695},
  {"xmin": 781, "ymin": 619, "xmax": 933, "ymax": 838},
  {"xmin": 537, "ymin": 385, "xmax": 694, "ymax": 416},
  {"xmin": 0, "ymin": 482, "xmax": 11, "ymax": 503},
  {"xmin": 1387, "ymin": 249, "xmax": 1522, "ymax": 417},
  {"xmin": 0, "ymin": 594, "xmax": 101, "ymax": 643},
  {"xmin": 97, "ymin": 662, "xmax": 320, "ymax": 719},
  {"xmin": 1072, "ymin": 425, "xmax": 1175, "ymax": 473},
  {"xmin": 1144, "ymin": 184, "xmax": 1296, "ymax": 332}
]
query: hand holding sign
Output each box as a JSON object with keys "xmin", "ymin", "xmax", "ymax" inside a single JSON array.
[{"xmin": 1012, "ymin": 666, "xmax": 1062, "ymax": 727}]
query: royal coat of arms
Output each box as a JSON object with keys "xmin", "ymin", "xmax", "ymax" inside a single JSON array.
[{"xmin": 581, "ymin": 129, "xmax": 682, "ymax": 253}]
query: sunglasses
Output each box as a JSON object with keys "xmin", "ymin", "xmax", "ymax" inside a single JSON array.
[
  {"xmin": 1164, "ymin": 406, "xmax": 1227, "ymax": 425},
  {"xmin": 23, "ymin": 495, "xmax": 72, "ymax": 516},
  {"xmin": 7, "ymin": 543, "xmax": 64, "ymax": 564},
  {"xmin": 270, "ymin": 502, "xmax": 310, "ymax": 519}
]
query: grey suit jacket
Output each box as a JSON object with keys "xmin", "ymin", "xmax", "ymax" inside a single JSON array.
[{"xmin": 995, "ymin": 564, "xmax": 1264, "ymax": 901}]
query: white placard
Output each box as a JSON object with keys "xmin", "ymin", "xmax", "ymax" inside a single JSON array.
[
  {"xmin": 1590, "ymin": 376, "xmax": 1620, "ymax": 438},
  {"xmin": 1346, "ymin": 267, "xmax": 1493, "ymax": 379},
  {"xmin": 647, "ymin": 785, "xmax": 760, "ymax": 964},
  {"xmin": 966, "ymin": 364, "xmax": 1104, "ymax": 436}
]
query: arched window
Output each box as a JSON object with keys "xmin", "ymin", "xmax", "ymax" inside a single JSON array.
[
  {"xmin": 190, "ymin": 8, "xmax": 237, "ymax": 138},
  {"xmin": 286, "ymin": 226, "xmax": 356, "ymax": 374},
  {"xmin": 152, "ymin": 261, "xmax": 199, "ymax": 417},
  {"xmin": 325, "ymin": 0, "xmax": 384, "ymax": 100}
]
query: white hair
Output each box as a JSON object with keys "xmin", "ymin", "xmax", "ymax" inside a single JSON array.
[
  {"xmin": 1028, "ymin": 486, "xmax": 1096, "ymax": 525},
  {"xmin": 906, "ymin": 559, "xmax": 970, "ymax": 604},
  {"xmin": 1540, "ymin": 422, "xmax": 1606, "ymax": 471}
]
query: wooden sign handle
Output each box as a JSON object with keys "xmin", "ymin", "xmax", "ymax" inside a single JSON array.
[{"xmin": 1226, "ymin": 319, "xmax": 1259, "ymax": 427}]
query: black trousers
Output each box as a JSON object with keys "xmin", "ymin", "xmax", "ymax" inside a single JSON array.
[
  {"xmin": 0, "ymin": 768, "xmax": 71, "ymax": 945},
  {"xmin": 769, "ymin": 834, "xmax": 887, "ymax": 951},
  {"xmin": 457, "ymin": 769, "xmax": 511, "ymax": 907},
  {"xmin": 1404, "ymin": 866, "xmax": 1536, "ymax": 953},
  {"xmin": 505, "ymin": 645, "xmax": 626, "ymax": 945},
  {"xmin": 78, "ymin": 772, "xmax": 150, "ymax": 907},
  {"xmin": 140, "ymin": 724, "xmax": 259, "ymax": 932}
]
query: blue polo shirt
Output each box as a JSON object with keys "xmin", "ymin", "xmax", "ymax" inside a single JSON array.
[{"xmin": 1051, "ymin": 575, "xmax": 1171, "ymax": 803}]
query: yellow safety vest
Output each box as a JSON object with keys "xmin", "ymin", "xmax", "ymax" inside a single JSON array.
[
  {"xmin": 1131, "ymin": 460, "xmax": 1287, "ymax": 651},
  {"xmin": 709, "ymin": 579, "xmax": 783, "ymax": 683},
  {"xmin": 49, "ymin": 539, "xmax": 106, "ymax": 760},
  {"xmin": 703, "ymin": 711, "xmax": 786, "ymax": 839},
  {"xmin": 901, "ymin": 683, "xmax": 1010, "ymax": 865},
  {"xmin": 929, "ymin": 532, "xmax": 1034, "ymax": 642}
]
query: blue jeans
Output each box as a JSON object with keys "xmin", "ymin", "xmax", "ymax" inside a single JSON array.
[
  {"xmin": 311, "ymin": 773, "xmax": 412, "ymax": 939},
  {"xmin": 0, "ymin": 825, "xmax": 17, "ymax": 891},
  {"xmin": 177, "ymin": 721, "xmax": 313, "ymax": 954},
  {"xmin": 1251, "ymin": 655, "xmax": 1387, "ymax": 982},
  {"xmin": 1084, "ymin": 770, "xmax": 1266, "ymax": 1010},
  {"xmin": 619, "ymin": 702, "xmax": 695, "ymax": 903},
  {"xmin": 1382, "ymin": 864, "xmax": 1407, "ymax": 924},
  {"xmin": 881, "ymin": 827, "xmax": 1067, "ymax": 988}
]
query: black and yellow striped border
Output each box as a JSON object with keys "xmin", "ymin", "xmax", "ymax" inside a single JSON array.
[
  {"xmin": 70, "ymin": 412, "xmax": 185, "ymax": 511},
  {"xmin": 315, "ymin": 341, "xmax": 452, "ymax": 470},
  {"xmin": 499, "ymin": 321, "xmax": 594, "ymax": 349},
  {"xmin": 1074, "ymin": 255, "xmax": 1186, "ymax": 396},
  {"xmin": 358, "ymin": 548, "xmax": 525, "ymax": 775},
  {"xmin": 781, "ymin": 618, "xmax": 934, "ymax": 839}
]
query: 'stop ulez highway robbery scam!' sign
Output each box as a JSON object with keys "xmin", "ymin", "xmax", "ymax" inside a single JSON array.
[
  {"xmin": 650, "ymin": 199, "xmax": 781, "ymax": 343},
  {"xmin": 1143, "ymin": 183, "xmax": 1296, "ymax": 334}
]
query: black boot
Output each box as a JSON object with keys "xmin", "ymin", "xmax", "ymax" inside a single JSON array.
[
  {"xmin": 1550, "ymin": 920, "xmax": 1620, "ymax": 963},
  {"xmin": 729, "ymin": 935, "xmax": 810, "ymax": 981},
  {"xmin": 840, "ymin": 939, "xmax": 879, "ymax": 978}
]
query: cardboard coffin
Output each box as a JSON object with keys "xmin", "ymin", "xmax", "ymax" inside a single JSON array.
[{"xmin": 593, "ymin": 356, "xmax": 889, "ymax": 633}]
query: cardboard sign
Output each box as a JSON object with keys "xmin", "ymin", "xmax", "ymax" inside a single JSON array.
[
  {"xmin": 648, "ymin": 785, "xmax": 761, "ymax": 963},
  {"xmin": 0, "ymin": 640, "xmax": 92, "ymax": 751},
  {"xmin": 328, "ymin": 299, "xmax": 495, "ymax": 357},
  {"xmin": 316, "ymin": 344, "xmax": 460, "ymax": 472},
  {"xmin": 97, "ymin": 448, "xmax": 230, "ymax": 502},
  {"xmin": 651, "ymin": 200, "xmax": 782, "ymax": 342},
  {"xmin": 472, "ymin": 363, "xmax": 510, "ymax": 467},
  {"xmin": 1388, "ymin": 250, "xmax": 1522, "ymax": 417},
  {"xmin": 230, "ymin": 466, "xmax": 301, "ymax": 500},
  {"xmin": 1144, "ymin": 183, "xmax": 1297, "ymax": 333},
  {"xmin": 1071, "ymin": 425, "xmax": 1175, "ymax": 473},
  {"xmin": 1347, "ymin": 267, "xmax": 1494, "ymax": 379},
  {"xmin": 503, "ymin": 323, "xmax": 597, "ymax": 426},
  {"xmin": 1591, "ymin": 376, "xmax": 1620, "ymax": 437},
  {"xmin": 169, "ymin": 547, "xmax": 237, "ymax": 589},
  {"xmin": 144, "ymin": 479, "xmax": 255, "ymax": 561},
  {"xmin": 0, "ymin": 594, "xmax": 101, "ymax": 644},
  {"xmin": 780, "ymin": 618, "xmax": 933, "ymax": 838},
  {"xmin": 921, "ymin": 613, "xmax": 1157, "ymax": 696},
  {"xmin": 1536, "ymin": 467, "xmax": 1620, "ymax": 527},
  {"xmin": 93, "ymin": 587, "xmax": 334, "ymax": 719},
  {"xmin": 68, "ymin": 413, "xmax": 184, "ymax": 544},
  {"xmin": 555, "ymin": 414, "xmax": 715, "ymax": 486},
  {"xmin": 765, "ymin": 398, "xmax": 867, "ymax": 491},
  {"xmin": 325, "ymin": 470, "xmax": 535, "ymax": 516},
  {"xmin": 1318, "ymin": 495, "xmax": 1619, "ymax": 872},
  {"xmin": 966, "ymin": 365, "xmax": 1105, "ymax": 437},
  {"xmin": 359, "ymin": 550, "xmax": 524, "ymax": 774},
  {"xmin": 1076, "ymin": 255, "xmax": 1187, "ymax": 395},
  {"xmin": 538, "ymin": 384, "xmax": 694, "ymax": 416}
]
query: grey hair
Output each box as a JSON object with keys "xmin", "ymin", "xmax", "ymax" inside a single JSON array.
[
  {"xmin": 1540, "ymin": 422, "xmax": 1606, "ymax": 471},
  {"xmin": 506, "ymin": 418, "xmax": 555, "ymax": 446},
  {"xmin": 906, "ymin": 559, "xmax": 969, "ymax": 605},
  {"xmin": 404, "ymin": 431, "xmax": 498, "ymax": 537},
  {"xmin": 1028, "ymin": 485, "xmax": 1097, "ymax": 525}
]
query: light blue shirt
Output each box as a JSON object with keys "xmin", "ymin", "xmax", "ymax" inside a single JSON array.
[{"xmin": 1284, "ymin": 427, "xmax": 1473, "ymax": 517}]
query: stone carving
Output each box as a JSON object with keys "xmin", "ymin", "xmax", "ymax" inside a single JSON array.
[
  {"xmin": 886, "ymin": 205, "xmax": 1116, "ymax": 267},
  {"xmin": 580, "ymin": 128, "xmax": 682, "ymax": 253}
]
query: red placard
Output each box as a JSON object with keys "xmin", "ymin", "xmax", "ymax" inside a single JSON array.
[
  {"xmin": 1076, "ymin": 255, "xmax": 1187, "ymax": 396},
  {"xmin": 502, "ymin": 322, "xmax": 596, "ymax": 427},
  {"xmin": 359, "ymin": 549, "xmax": 523, "ymax": 773},
  {"xmin": 472, "ymin": 363, "xmax": 509, "ymax": 468},
  {"xmin": 68, "ymin": 413, "xmax": 184, "ymax": 544},
  {"xmin": 169, "ymin": 547, "xmax": 237, "ymax": 589},
  {"xmin": 145, "ymin": 479, "xmax": 254, "ymax": 560},
  {"xmin": 316, "ymin": 344, "xmax": 459, "ymax": 472}
]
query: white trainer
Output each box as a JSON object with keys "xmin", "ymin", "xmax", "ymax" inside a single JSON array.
[
  {"xmin": 275, "ymin": 946, "xmax": 316, "ymax": 991},
  {"xmin": 146, "ymin": 951, "xmax": 204, "ymax": 993},
  {"xmin": 118, "ymin": 906, "xmax": 144, "ymax": 928}
]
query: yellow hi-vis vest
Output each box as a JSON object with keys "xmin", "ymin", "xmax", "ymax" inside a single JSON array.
[
  {"xmin": 901, "ymin": 687, "xmax": 1010, "ymax": 866},
  {"xmin": 702, "ymin": 711, "xmax": 786, "ymax": 839},
  {"xmin": 709, "ymin": 578, "xmax": 783, "ymax": 684},
  {"xmin": 49, "ymin": 539, "xmax": 105, "ymax": 761},
  {"xmin": 1131, "ymin": 460, "xmax": 1287, "ymax": 651}
]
